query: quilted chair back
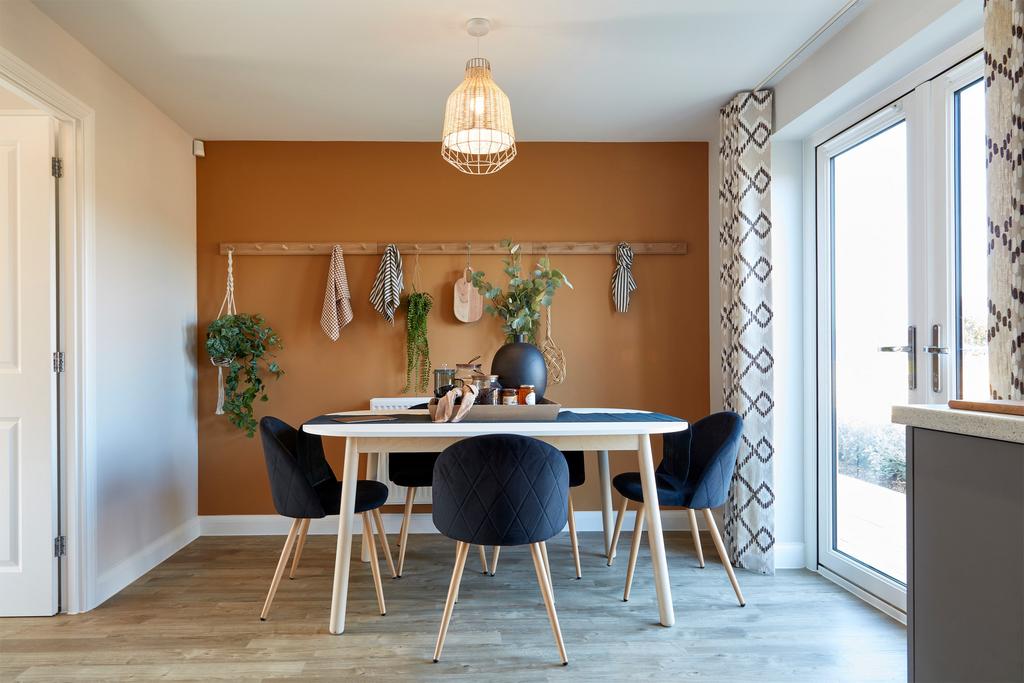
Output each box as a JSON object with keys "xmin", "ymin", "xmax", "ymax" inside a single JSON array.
[
  {"xmin": 683, "ymin": 411, "xmax": 744, "ymax": 510},
  {"xmin": 432, "ymin": 434, "xmax": 569, "ymax": 547},
  {"xmin": 259, "ymin": 416, "xmax": 331, "ymax": 519}
]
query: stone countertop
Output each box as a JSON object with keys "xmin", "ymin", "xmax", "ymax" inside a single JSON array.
[{"xmin": 892, "ymin": 404, "xmax": 1024, "ymax": 444}]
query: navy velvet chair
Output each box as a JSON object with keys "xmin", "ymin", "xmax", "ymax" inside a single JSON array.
[
  {"xmin": 607, "ymin": 411, "xmax": 746, "ymax": 606},
  {"xmin": 388, "ymin": 403, "xmax": 491, "ymax": 577},
  {"xmin": 431, "ymin": 434, "xmax": 570, "ymax": 665},
  {"xmin": 258, "ymin": 416, "xmax": 394, "ymax": 620},
  {"xmin": 489, "ymin": 450, "xmax": 585, "ymax": 579}
]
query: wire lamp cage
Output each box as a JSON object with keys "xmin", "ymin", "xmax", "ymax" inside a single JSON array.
[{"xmin": 441, "ymin": 20, "xmax": 516, "ymax": 175}]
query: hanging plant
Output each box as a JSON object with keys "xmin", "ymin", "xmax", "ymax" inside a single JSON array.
[
  {"xmin": 206, "ymin": 313, "xmax": 283, "ymax": 437},
  {"xmin": 402, "ymin": 291, "xmax": 433, "ymax": 393},
  {"xmin": 471, "ymin": 239, "xmax": 573, "ymax": 343}
]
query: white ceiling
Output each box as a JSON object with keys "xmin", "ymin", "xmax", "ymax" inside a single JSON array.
[{"xmin": 34, "ymin": 0, "xmax": 850, "ymax": 141}]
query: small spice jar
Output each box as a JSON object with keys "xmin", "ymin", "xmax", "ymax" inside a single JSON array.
[
  {"xmin": 500, "ymin": 388, "xmax": 519, "ymax": 406},
  {"xmin": 517, "ymin": 385, "xmax": 536, "ymax": 406}
]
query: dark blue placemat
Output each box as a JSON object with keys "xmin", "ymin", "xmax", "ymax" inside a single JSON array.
[
  {"xmin": 556, "ymin": 411, "xmax": 684, "ymax": 423},
  {"xmin": 305, "ymin": 410, "xmax": 684, "ymax": 427}
]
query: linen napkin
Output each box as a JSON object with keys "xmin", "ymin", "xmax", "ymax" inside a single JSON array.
[
  {"xmin": 432, "ymin": 384, "xmax": 479, "ymax": 423},
  {"xmin": 320, "ymin": 245, "xmax": 354, "ymax": 340},
  {"xmin": 370, "ymin": 243, "xmax": 404, "ymax": 324}
]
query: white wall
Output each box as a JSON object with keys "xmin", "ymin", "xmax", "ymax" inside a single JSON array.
[
  {"xmin": 709, "ymin": 0, "xmax": 982, "ymax": 569},
  {"xmin": 0, "ymin": 0, "xmax": 198, "ymax": 608}
]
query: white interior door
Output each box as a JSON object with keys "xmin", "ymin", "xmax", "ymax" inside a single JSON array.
[{"xmin": 0, "ymin": 115, "xmax": 59, "ymax": 616}]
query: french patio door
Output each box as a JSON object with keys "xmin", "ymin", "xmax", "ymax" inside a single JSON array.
[{"xmin": 815, "ymin": 56, "xmax": 985, "ymax": 611}]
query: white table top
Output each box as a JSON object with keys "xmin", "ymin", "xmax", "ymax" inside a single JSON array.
[{"xmin": 303, "ymin": 407, "xmax": 689, "ymax": 439}]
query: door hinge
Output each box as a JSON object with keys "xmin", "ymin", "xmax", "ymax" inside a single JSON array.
[
  {"xmin": 52, "ymin": 351, "xmax": 65, "ymax": 373},
  {"xmin": 51, "ymin": 156, "xmax": 63, "ymax": 178},
  {"xmin": 54, "ymin": 535, "xmax": 67, "ymax": 558}
]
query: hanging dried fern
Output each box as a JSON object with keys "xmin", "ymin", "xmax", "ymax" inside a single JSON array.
[{"xmin": 402, "ymin": 291, "xmax": 433, "ymax": 393}]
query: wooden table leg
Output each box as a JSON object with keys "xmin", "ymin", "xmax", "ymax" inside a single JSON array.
[
  {"xmin": 597, "ymin": 449, "xmax": 614, "ymax": 557},
  {"xmin": 637, "ymin": 434, "xmax": 674, "ymax": 627},
  {"xmin": 361, "ymin": 452, "xmax": 379, "ymax": 562},
  {"xmin": 329, "ymin": 437, "xmax": 360, "ymax": 635}
]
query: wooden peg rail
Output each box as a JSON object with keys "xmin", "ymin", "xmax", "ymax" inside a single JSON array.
[{"xmin": 218, "ymin": 241, "xmax": 688, "ymax": 256}]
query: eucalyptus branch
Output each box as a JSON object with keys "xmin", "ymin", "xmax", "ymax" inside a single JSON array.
[{"xmin": 470, "ymin": 239, "xmax": 573, "ymax": 343}]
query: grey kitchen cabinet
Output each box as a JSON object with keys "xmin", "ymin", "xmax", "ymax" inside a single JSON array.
[{"xmin": 907, "ymin": 426, "xmax": 1024, "ymax": 682}]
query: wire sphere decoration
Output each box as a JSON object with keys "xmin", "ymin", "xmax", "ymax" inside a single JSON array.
[{"xmin": 441, "ymin": 57, "xmax": 517, "ymax": 175}]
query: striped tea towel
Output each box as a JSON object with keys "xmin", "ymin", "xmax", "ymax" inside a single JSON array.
[
  {"xmin": 612, "ymin": 242, "xmax": 637, "ymax": 313},
  {"xmin": 320, "ymin": 245, "xmax": 354, "ymax": 340},
  {"xmin": 370, "ymin": 243, "xmax": 404, "ymax": 324}
]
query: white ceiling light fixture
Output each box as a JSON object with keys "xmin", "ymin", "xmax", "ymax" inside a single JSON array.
[{"xmin": 441, "ymin": 18, "xmax": 516, "ymax": 175}]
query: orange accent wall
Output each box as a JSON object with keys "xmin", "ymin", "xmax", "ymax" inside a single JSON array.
[{"xmin": 197, "ymin": 141, "xmax": 709, "ymax": 514}]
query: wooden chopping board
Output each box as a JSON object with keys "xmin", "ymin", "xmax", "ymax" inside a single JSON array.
[
  {"xmin": 948, "ymin": 399, "xmax": 1024, "ymax": 416},
  {"xmin": 454, "ymin": 267, "xmax": 483, "ymax": 323}
]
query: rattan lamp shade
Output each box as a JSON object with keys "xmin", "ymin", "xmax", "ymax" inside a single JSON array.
[{"xmin": 441, "ymin": 57, "xmax": 517, "ymax": 175}]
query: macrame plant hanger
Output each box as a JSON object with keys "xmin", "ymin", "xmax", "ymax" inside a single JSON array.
[
  {"xmin": 540, "ymin": 247, "xmax": 567, "ymax": 385},
  {"xmin": 211, "ymin": 248, "xmax": 237, "ymax": 415}
]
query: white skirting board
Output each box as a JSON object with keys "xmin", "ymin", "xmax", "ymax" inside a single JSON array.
[
  {"xmin": 93, "ymin": 517, "xmax": 200, "ymax": 610},
  {"xmin": 198, "ymin": 514, "xmax": 805, "ymax": 569}
]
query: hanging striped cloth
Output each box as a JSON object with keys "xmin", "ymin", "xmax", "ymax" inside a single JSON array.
[
  {"xmin": 370, "ymin": 243, "xmax": 404, "ymax": 324},
  {"xmin": 611, "ymin": 242, "xmax": 637, "ymax": 313},
  {"xmin": 320, "ymin": 245, "xmax": 354, "ymax": 341}
]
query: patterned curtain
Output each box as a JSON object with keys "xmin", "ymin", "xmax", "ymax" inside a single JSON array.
[
  {"xmin": 985, "ymin": 0, "xmax": 1024, "ymax": 399},
  {"xmin": 719, "ymin": 90, "xmax": 775, "ymax": 575}
]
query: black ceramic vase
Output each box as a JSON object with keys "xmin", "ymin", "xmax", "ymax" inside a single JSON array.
[{"xmin": 491, "ymin": 334, "xmax": 548, "ymax": 400}]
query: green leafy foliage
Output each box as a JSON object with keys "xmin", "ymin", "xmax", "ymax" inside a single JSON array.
[
  {"xmin": 836, "ymin": 421, "xmax": 906, "ymax": 493},
  {"xmin": 470, "ymin": 239, "xmax": 573, "ymax": 343},
  {"xmin": 205, "ymin": 314, "xmax": 283, "ymax": 437},
  {"xmin": 402, "ymin": 291, "xmax": 432, "ymax": 393}
]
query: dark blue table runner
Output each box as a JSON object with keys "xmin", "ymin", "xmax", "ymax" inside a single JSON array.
[{"xmin": 305, "ymin": 410, "xmax": 684, "ymax": 428}]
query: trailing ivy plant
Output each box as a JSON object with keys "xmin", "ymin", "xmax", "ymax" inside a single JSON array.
[
  {"xmin": 471, "ymin": 239, "xmax": 573, "ymax": 343},
  {"xmin": 402, "ymin": 291, "xmax": 432, "ymax": 393},
  {"xmin": 206, "ymin": 313, "xmax": 283, "ymax": 437}
]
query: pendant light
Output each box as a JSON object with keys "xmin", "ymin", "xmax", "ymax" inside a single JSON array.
[{"xmin": 441, "ymin": 18, "xmax": 516, "ymax": 175}]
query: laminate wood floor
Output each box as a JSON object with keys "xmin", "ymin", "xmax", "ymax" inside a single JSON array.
[{"xmin": 0, "ymin": 532, "xmax": 906, "ymax": 682}]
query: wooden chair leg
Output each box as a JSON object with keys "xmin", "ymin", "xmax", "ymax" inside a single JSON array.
[
  {"xmin": 623, "ymin": 504, "xmax": 645, "ymax": 601},
  {"xmin": 540, "ymin": 540, "xmax": 557, "ymax": 606},
  {"xmin": 568, "ymin": 494, "xmax": 582, "ymax": 580},
  {"xmin": 477, "ymin": 544, "xmax": 489, "ymax": 574},
  {"xmin": 702, "ymin": 508, "xmax": 745, "ymax": 607},
  {"xmin": 489, "ymin": 546, "xmax": 500, "ymax": 576},
  {"xmin": 371, "ymin": 508, "xmax": 397, "ymax": 578},
  {"xmin": 530, "ymin": 542, "xmax": 569, "ymax": 665},
  {"xmin": 362, "ymin": 513, "xmax": 386, "ymax": 615},
  {"xmin": 433, "ymin": 541, "xmax": 470, "ymax": 662},
  {"xmin": 687, "ymin": 508, "xmax": 705, "ymax": 568},
  {"xmin": 397, "ymin": 486, "xmax": 416, "ymax": 577},
  {"xmin": 607, "ymin": 496, "xmax": 629, "ymax": 566},
  {"xmin": 454, "ymin": 542, "xmax": 463, "ymax": 603},
  {"xmin": 289, "ymin": 518, "xmax": 310, "ymax": 580},
  {"xmin": 260, "ymin": 518, "xmax": 300, "ymax": 620}
]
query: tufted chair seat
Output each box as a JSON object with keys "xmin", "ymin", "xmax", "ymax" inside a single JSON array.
[
  {"xmin": 258, "ymin": 416, "xmax": 395, "ymax": 621},
  {"xmin": 430, "ymin": 434, "xmax": 570, "ymax": 665},
  {"xmin": 607, "ymin": 411, "xmax": 747, "ymax": 606}
]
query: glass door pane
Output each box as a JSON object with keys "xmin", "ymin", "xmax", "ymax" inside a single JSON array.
[
  {"xmin": 954, "ymin": 79, "xmax": 988, "ymax": 400},
  {"xmin": 831, "ymin": 121, "xmax": 908, "ymax": 583}
]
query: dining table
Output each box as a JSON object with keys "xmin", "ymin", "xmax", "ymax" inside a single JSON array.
[{"xmin": 303, "ymin": 407, "xmax": 689, "ymax": 635}]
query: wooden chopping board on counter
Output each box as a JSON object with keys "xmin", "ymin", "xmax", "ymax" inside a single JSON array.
[
  {"xmin": 948, "ymin": 399, "xmax": 1024, "ymax": 416},
  {"xmin": 454, "ymin": 267, "xmax": 483, "ymax": 323}
]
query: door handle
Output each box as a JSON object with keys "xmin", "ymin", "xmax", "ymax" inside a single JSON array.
[
  {"xmin": 924, "ymin": 324, "xmax": 946, "ymax": 392},
  {"xmin": 878, "ymin": 325, "xmax": 917, "ymax": 390}
]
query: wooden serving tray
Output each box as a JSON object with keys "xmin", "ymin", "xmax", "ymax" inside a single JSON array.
[
  {"xmin": 948, "ymin": 400, "xmax": 1024, "ymax": 417},
  {"xmin": 429, "ymin": 397, "xmax": 561, "ymax": 422}
]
